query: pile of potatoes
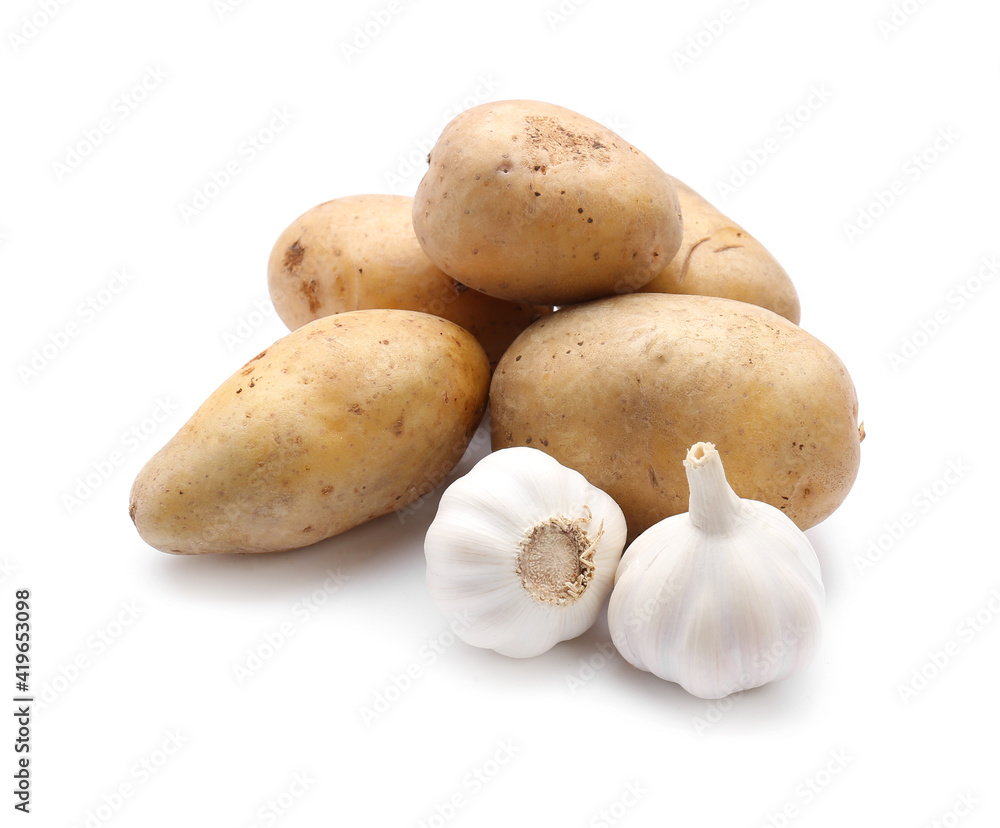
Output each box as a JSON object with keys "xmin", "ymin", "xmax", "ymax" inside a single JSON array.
[{"xmin": 129, "ymin": 99, "xmax": 862, "ymax": 555}]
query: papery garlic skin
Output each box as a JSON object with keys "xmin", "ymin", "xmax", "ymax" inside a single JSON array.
[
  {"xmin": 424, "ymin": 447, "xmax": 628, "ymax": 658},
  {"xmin": 608, "ymin": 442, "xmax": 824, "ymax": 699}
]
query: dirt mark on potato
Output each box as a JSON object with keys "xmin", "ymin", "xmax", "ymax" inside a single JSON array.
[
  {"xmin": 524, "ymin": 115, "xmax": 612, "ymax": 167},
  {"xmin": 300, "ymin": 279, "xmax": 321, "ymax": 314},
  {"xmin": 284, "ymin": 240, "xmax": 306, "ymax": 271}
]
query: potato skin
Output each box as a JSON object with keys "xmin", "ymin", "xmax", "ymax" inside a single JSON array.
[
  {"xmin": 639, "ymin": 179, "xmax": 801, "ymax": 324},
  {"xmin": 412, "ymin": 100, "xmax": 683, "ymax": 305},
  {"xmin": 129, "ymin": 310, "xmax": 491, "ymax": 554},
  {"xmin": 490, "ymin": 294, "xmax": 860, "ymax": 537},
  {"xmin": 266, "ymin": 194, "xmax": 550, "ymax": 368}
]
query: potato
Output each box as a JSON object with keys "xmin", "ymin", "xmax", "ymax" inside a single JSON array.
[
  {"xmin": 129, "ymin": 310, "xmax": 490, "ymax": 554},
  {"xmin": 412, "ymin": 99, "xmax": 683, "ymax": 305},
  {"xmin": 267, "ymin": 194, "xmax": 550, "ymax": 368},
  {"xmin": 490, "ymin": 294, "xmax": 861, "ymax": 537},
  {"xmin": 638, "ymin": 178, "xmax": 801, "ymax": 323}
]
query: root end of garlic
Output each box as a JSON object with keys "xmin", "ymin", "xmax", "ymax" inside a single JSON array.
[{"xmin": 516, "ymin": 512, "xmax": 601, "ymax": 607}]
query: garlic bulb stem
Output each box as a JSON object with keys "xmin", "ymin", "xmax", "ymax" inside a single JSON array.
[{"xmin": 684, "ymin": 443, "xmax": 742, "ymax": 535}]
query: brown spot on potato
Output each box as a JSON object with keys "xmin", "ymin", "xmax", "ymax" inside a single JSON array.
[
  {"xmin": 392, "ymin": 417, "xmax": 404, "ymax": 436},
  {"xmin": 300, "ymin": 279, "xmax": 321, "ymax": 314},
  {"xmin": 321, "ymin": 485, "xmax": 334, "ymax": 495},
  {"xmin": 284, "ymin": 240, "xmax": 305, "ymax": 271},
  {"xmin": 240, "ymin": 350, "xmax": 267, "ymax": 373}
]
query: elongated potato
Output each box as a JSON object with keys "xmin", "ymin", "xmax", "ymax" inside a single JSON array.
[
  {"xmin": 413, "ymin": 99, "xmax": 683, "ymax": 305},
  {"xmin": 490, "ymin": 294, "xmax": 861, "ymax": 537},
  {"xmin": 129, "ymin": 310, "xmax": 490, "ymax": 554},
  {"xmin": 267, "ymin": 194, "xmax": 550, "ymax": 367},
  {"xmin": 639, "ymin": 178, "xmax": 801, "ymax": 324}
]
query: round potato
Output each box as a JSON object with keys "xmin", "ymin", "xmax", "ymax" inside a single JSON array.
[
  {"xmin": 412, "ymin": 99, "xmax": 683, "ymax": 305},
  {"xmin": 129, "ymin": 310, "xmax": 491, "ymax": 554},
  {"xmin": 490, "ymin": 294, "xmax": 861, "ymax": 538},
  {"xmin": 639, "ymin": 178, "xmax": 801, "ymax": 324},
  {"xmin": 267, "ymin": 194, "xmax": 550, "ymax": 368}
]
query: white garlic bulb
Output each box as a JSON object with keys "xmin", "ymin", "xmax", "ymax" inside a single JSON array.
[
  {"xmin": 424, "ymin": 447, "xmax": 628, "ymax": 658},
  {"xmin": 608, "ymin": 442, "xmax": 824, "ymax": 699}
]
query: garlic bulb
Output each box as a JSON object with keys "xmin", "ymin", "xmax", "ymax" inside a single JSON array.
[
  {"xmin": 424, "ymin": 447, "xmax": 628, "ymax": 658},
  {"xmin": 608, "ymin": 442, "xmax": 824, "ymax": 699}
]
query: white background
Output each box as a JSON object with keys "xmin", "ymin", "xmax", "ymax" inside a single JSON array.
[{"xmin": 4, "ymin": 0, "xmax": 999, "ymax": 825}]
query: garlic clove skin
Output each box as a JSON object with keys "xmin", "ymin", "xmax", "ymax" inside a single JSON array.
[
  {"xmin": 609, "ymin": 442, "xmax": 824, "ymax": 699},
  {"xmin": 424, "ymin": 446, "xmax": 628, "ymax": 658}
]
